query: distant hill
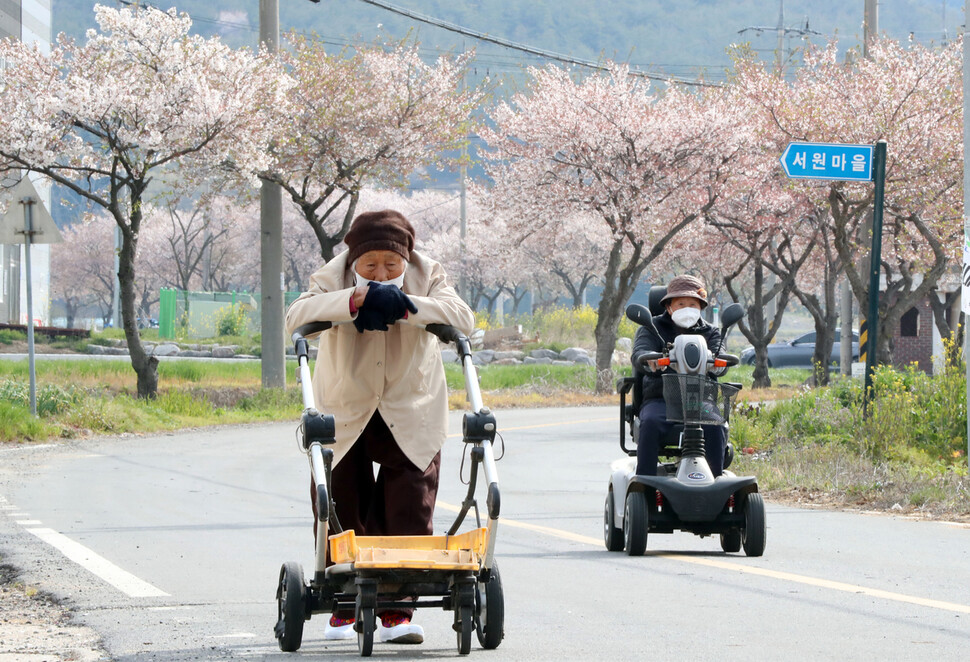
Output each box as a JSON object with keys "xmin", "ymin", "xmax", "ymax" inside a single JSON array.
[{"xmin": 55, "ymin": 1, "xmax": 962, "ymax": 86}]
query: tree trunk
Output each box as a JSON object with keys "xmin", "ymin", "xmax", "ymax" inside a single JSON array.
[
  {"xmin": 592, "ymin": 239, "xmax": 647, "ymax": 393},
  {"xmin": 117, "ymin": 194, "xmax": 159, "ymax": 399},
  {"xmin": 929, "ymin": 288, "xmax": 962, "ymax": 368}
]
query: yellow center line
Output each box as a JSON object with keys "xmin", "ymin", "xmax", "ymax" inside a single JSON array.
[{"xmin": 437, "ymin": 501, "xmax": 970, "ymax": 615}]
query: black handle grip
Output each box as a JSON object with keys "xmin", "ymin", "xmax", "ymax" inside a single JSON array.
[
  {"xmin": 291, "ymin": 321, "xmax": 333, "ymax": 344},
  {"xmin": 425, "ymin": 323, "xmax": 463, "ymax": 344}
]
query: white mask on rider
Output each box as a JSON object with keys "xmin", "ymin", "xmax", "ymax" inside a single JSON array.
[
  {"xmin": 671, "ymin": 307, "xmax": 701, "ymax": 329},
  {"xmin": 353, "ymin": 261, "xmax": 407, "ymax": 289}
]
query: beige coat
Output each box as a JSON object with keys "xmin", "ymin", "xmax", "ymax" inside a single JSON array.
[{"xmin": 284, "ymin": 250, "xmax": 475, "ymax": 471}]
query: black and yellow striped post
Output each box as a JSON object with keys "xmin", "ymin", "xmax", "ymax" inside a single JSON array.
[
  {"xmin": 862, "ymin": 140, "xmax": 888, "ymax": 417},
  {"xmin": 858, "ymin": 318, "xmax": 868, "ymax": 365}
]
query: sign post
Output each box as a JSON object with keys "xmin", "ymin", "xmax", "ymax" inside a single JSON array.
[
  {"xmin": 0, "ymin": 177, "xmax": 62, "ymax": 416},
  {"xmin": 780, "ymin": 140, "xmax": 885, "ymax": 415}
]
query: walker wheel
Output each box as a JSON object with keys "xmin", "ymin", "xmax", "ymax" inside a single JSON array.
[
  {"xmin": 356, "ymin": 583, "xmax": 376, "ymax": 657},
  {"xmin": 455, "ymin": 583, "xmax": 474, "ymax": 655},
  {"xmin": 475, "ymin": 563, "xmax": 505, "ymax": 649},
  {"xmin": 274, "ymin": 562, "xmax": 306, "ymax": 652}
]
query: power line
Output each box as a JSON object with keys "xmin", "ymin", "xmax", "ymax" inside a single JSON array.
[
  {"xmin": 352, "ymin": 0, "xmax": 720, "ymax": 87},
  {"xmin": 115, "ymin": 0, "xmax": 724, "ymax": 85}
]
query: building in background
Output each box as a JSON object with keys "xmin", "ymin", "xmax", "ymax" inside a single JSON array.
[{"xmin": 0, "ymin": 0, "xmax": 54, "ymax": 326}]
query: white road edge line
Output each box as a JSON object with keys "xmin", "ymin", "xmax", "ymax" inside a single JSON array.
[{"xmin": 24, "ymin": 527, "xmax": 169, "ymax": 598}]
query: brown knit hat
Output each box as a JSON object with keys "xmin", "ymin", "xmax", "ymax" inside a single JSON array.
[
  {"xmin": 660, "ymin": 274, "xmax": 709, "ymax": 309},
  {"xmin": 344, "ymin": 210, "xmax": 415, "ymax": 263}
]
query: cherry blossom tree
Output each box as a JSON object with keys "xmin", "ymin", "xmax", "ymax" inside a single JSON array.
[
  {"xmin": 733, "ymin": 38, "xmax": 963, "ymax": 365},
  {"xmin": 263, "ymin": 35, "xmax": 481, "ymax": 262},
  {"xmin": 51, "ymin": 215, "xmax": 115, "ymax": 327},
  {"xmin": 0, "ymin": 4, "xmax": 289, "ymax": 397},
  {"xmin": 482, "ymin": 64, "xmax": 744, "ymax": 391}
]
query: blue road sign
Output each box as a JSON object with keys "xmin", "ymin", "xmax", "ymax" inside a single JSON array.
[{"xmin": 780, "ymin": 142, "xmax": 873, "ymax": 181}]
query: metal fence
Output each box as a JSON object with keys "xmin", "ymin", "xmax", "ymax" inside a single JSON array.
[{"xmin": 158, "ymin": 288, "xmax": 302, "ymax": 339}]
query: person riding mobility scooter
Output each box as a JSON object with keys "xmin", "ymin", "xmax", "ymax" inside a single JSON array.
[{"xmin": 605, "ymin": 279, "xmax": 766, "ymax": 557}]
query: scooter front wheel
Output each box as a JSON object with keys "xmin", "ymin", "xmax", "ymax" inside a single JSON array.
[
  {"xmin": 623, "ymin": 491, "xmax": 648, "ymax": 556},
  {"xmin": 604, "ymin": 491, "xmax": 624, "ymax": 552},
  {"xmin": 742, "ymin": 492, "xmax": 766, "ymax": 557}
]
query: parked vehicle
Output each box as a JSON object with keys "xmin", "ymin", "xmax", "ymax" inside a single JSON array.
[{"xmin": 740, "ymin": 329, "xmax": 859, "ymax": 368}]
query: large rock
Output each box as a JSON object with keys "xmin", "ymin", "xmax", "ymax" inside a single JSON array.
[
  {"xmin": 529, "ymin": 348, "xmax": 560, "ymax": 360},
  {"xmin": 560, "ymin": 347, "xmax": 590, "ymax": 362},
  {"xmin": 178, "ymin": 349, "xmax": 212, "ymax": 358},
  {"xmin": 212, "ymin": 346, "xmax": 236, "ymax": 359},
  {"xmin": 473, "ymin": 350, "xmax": 496, "ymax": 364},
  {"xmin": 616, "ymin": 337, "xmax": 633, "ymax": 353},
  {"xmin": 492, "ymin": 350, "xmax": 525, "ymax": 361},
  {"xmin": 492, "ymin": 358, "xmax": 522, "ymax": 365},
  {"xmin": 571, "ymin": 354, "xmax": 595, "ymax": 366},
  {"xmin": 441, "ymin": 349, "xmax": 460, "ymax": 364},
  {"xmin": 523, "ymin": 356, "xmax": 553, "ymax": 365},
  {"xmin": 86, "ymin": 344, "xmax": 105, "ymax": 355},
  {"xmin": 153, "ymin": 343, "xmax": 181, "ymax": 357}
]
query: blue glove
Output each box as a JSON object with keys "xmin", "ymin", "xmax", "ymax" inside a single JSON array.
[{"xmin": 352, "ymin": 282, "xmax": 418, "ymax": 333}]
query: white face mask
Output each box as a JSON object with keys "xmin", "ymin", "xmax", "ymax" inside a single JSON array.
[
  {"xmin": 354, "ymin": 262, "xmax": 406, "ymax": 289},
  {"xmin": 671, "ymin": 307, "xmax": 701, "ymax": 329}
]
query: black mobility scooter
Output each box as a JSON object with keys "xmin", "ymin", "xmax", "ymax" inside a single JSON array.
[{"xmin": 605, "ymin": 286, "xmax": 766, "ymax": 557}]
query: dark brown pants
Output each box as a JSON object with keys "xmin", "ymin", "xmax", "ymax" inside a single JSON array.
[{"xmin": 312, "ymin": 411, "xmax": 441, "ymax": 619}]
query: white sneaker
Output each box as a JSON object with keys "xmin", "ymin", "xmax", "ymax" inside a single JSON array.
[
  {"xmin": 323, "ymin": 622, "xmax": 356, "ymax": 641},
  {"xmin": 379, "ymin": 621, "xmax": 424, "ymax": 644}
]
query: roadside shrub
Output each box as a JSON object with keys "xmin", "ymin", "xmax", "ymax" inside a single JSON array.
[
  {"xmin": 0, "ymin": 400, "xmax": 57, "ymax": 440},
  {"xmin": 735, "ymin": 363, "xmax": 966, "ymax": 467},
  {"xmin": 217, "ymin": 304, "xmax": 250, "ymax": 337},
  {"xmin": 0, "ymin": 330, "xmax": 26, "ymax": 345},
  {"xmin": 0, "ymin": 380, "xmax": 82, "ymax": 417}
]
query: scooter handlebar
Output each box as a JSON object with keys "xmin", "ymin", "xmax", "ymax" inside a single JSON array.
[{"xmin": 636, "ymin": 352, "xmax": 665, "ymax": 367}]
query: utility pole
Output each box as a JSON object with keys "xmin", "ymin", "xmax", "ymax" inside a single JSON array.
[
  {"xmin": 854, "ymin": 0, "xmax": 878, "ymax": 375},
  {"xmin": 738, "ymin": 0, "xmax": 821, "ymax": 76},
  {"xmin": 259, "ymin": 0, "xmax": 285, "ymax": 389},
  {"xmin": 962, "ymin": 3, "xmax": 970, "ymax": 470},
  {"xmin": 457, "ymin": 42, "xmax": 468, "ymax": 303}
]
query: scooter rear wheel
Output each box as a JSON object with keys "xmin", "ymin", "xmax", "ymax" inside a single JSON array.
[
  {"xmin": 720, "ymin": 530, "xmax": 741, "ymax": 553},
  {"xmin": 623, "ymin": 491, "xmax": 648, "ymax": 556},
  {"xmin": 604, "ymin": 491, "xmax": 624, "ymax": 552}
]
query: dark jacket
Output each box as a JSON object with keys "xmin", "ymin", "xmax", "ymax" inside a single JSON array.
[{"xmin": 631, "ymin": 312, "xmax": 723, "ymax": 401}]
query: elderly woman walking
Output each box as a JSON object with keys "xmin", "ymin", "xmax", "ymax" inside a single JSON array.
[{"xmin": 285, "ymin": 209, "xmax": 475, "ymax": 645}]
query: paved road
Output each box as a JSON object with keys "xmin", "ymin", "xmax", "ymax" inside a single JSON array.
[{"xmin": 1, "ymin": 406, "xmax": 969, "ymax": 661}]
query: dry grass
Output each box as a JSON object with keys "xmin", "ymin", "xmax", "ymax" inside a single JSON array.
[{"xmin": 732, "ymin": 444, "xmax": 970, "ymax": 521}]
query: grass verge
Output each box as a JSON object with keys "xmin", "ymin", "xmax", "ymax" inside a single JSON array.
[{"xmin": 1, "ymin": 356, "xmax": 966, "ymax": 520}]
